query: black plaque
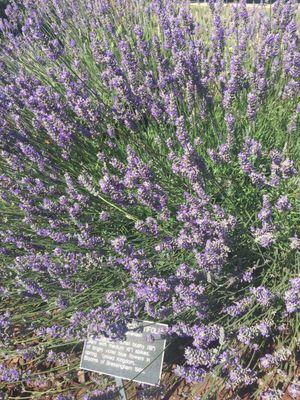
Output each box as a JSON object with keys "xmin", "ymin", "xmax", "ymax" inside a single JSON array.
[{"xmin": 80, "ymin": 320, "xmax": 167, "ymax": 386}]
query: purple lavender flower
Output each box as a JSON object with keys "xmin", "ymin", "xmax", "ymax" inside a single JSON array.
[
  {"xmin": 99, "ymin": 170, "xmax": 132, "ymax": 206},
  {"xmin": 273, "ymin": 347, "xmax": 291, "ymax": 362},
  {"xmin": 194, "ymin": 238, "xmax": 230, "ymax": 275},
  {"xmin": 260, "ymin": 389, "xmax": 284, "ymax": 400},
  {"xmin": 241, "ymin": 268, "xmax": 255, "ymax": 283},
  {"xmin": 0, "ymin": 365, "xmax": 20, "ymax": 382},
  {"xmin": 247, "ymin": 91, "xmax": 259, "ymax": 121},
  {"xmin": 46, "ymin": 350, "xmax": 68, "ymax": 366},
  {"xmin": 237, "ymin": 326, "xmax": 255, "ymax": 347},
  {"xmin": 99, "ymin": 211, "xmax": 110, "ymax": 221},
  {"xmin": 253, "ymin": 230, "xmax": 276, "ymax": 248},
  {"xmin": 135, "ymin": 217, "xmax": 158, "ymax": 237},
  {"xmin": 275, "ymin": 195, "xmax": 292, "ymax": 212},
  {"xmin": 0, "ymin": 312, "xmax": 11, "ymax": 340},
  {"xmin": 252, "ymin": 195, "xmax": 276, "ymax": 248},
  {"xmin": 279, "ymin": 159, "xmax": 297, "ymax": 180},
  {"xmin": 237, "ymin": 319, "xmax": 272, "ymax": 349},
  {"xmin": 257, "ymin": 196, "xmax": 272, "ymax": 223},
  {"xmin": 223, "ymin": 296, "xmax": 253, "ymax": 317},
  {"xmin": 288, "ymin": 379, "xmax": 300, "ymax": 399},
  {"xmin": 238, "ymin": 139, "xmax": 266, "ymax": 186},
  {"xmin": 192, "ymin": 324, "xmax": 223, "ymax": 349},
  {"xmin": 174, "ymin": 365, "xmax": 206, "ymax": 383},
  {"xmin": 83, "ymin": 387, "xmax": 119, "ymax": 400},
  {"xmin": 111, "ymin": 236, "xmax": 128, "ymax": 253},
  {"xmin": 185, "ymin": 347, "xmax": 217, "ymax": 368},
  {"xmin": 256, "ymin": 321, "xmax": 272, "ymax": 337},
  {"xmin": 290, "ymin": 235, "xmax": 300, "ymax": 250},
  {"xmin": 260, "ymin": 354, "xmax": 275, "ymax": 369},
  {"xmin": 172, "ymin": 282, "xmax": 205, "ymax": 315},
  {"xmin": 55, "ymin": 395, "xmax": 74, "ymax": 400},
  {"xmin": 284, "ymin": 277, "xmax": 300, "ymax": 313},
  {"xmin": 250, "ymin": 286, "xmax": 273, "ymax": 307},
  {"xmin": 225, "ymin": 113, "xmax": 235, "ymax": 138},
  {"xmin": 136, "ymin": 384, "xmax": 163, "ymax": 399},
  {"xmin": 208, "ymin": 142, "xmax": 231, "ymax": 164},
  {"xmin": 226, "ymin": 364, "xmax": 256, "ymax": 390}
]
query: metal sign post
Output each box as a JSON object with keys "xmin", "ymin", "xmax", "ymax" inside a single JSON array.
[{"xmin": 115, "ymin": 377, "xmax": 127, "ymax": 400}]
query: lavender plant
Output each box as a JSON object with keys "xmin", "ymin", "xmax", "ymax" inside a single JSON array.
[{"xmin": 0, "ymin": 0, "xmax": 299, "ymax": 399}]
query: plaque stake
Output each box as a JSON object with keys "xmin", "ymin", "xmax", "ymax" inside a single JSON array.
[{"xmin": 115, "ymin": 377, "xmax": 127, "ymax": 400}]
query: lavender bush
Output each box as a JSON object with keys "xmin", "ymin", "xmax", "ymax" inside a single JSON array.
[{"xmin": 0, "ymin": 0, "xmax": 299, "ymax": 398}]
